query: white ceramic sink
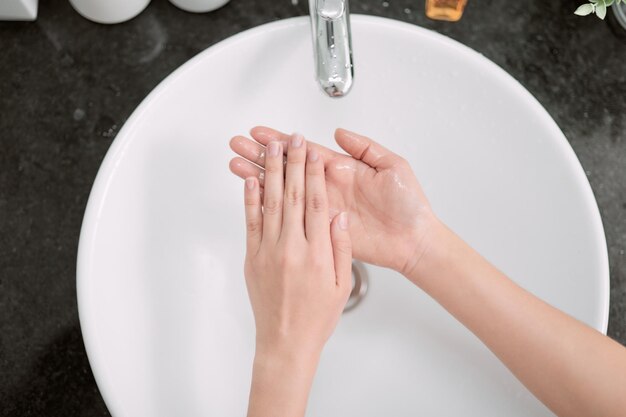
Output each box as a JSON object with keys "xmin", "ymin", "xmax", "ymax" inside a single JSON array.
[{"xmin": 77, "ymin": 16, "xmax": 609, "ymax": 417}]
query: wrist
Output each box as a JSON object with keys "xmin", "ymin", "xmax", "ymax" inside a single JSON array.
[
  {"xmin": 398, "ymin": 212, "xmax": 444, "ymax": 277},
  {"xmin": 248, "ymin": 344, "xmax": 321, "ymax": 417},
  {"xmin": 401, "ymin": 217, "xmax": 455, "ymax": 286},
  {"xmin": 254, "ymin": 343, "xmax": 321, "ymax": 375}
]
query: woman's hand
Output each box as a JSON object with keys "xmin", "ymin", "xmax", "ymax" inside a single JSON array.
[
  {"xmin": 243, "ymin": 134, "xmax": 352, "ymax": 417},
  {"xmin": 231, "ymin": 127, "xmax": 437, "ymax": 277}
]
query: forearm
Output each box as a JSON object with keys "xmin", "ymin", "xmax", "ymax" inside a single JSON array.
[
  {"xmin": 247, "ymin": 348, "xmax": 320, "ymax": 417},
  {"xmin": 408, "ymin": 221, "xmax": 626, "ymax": 417}
]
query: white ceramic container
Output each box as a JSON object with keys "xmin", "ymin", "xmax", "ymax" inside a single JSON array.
[
  {"xmin": 69, "ymin": 0, "xmax": 151, "ymax": 24},
  {"xmin": 169, "ymin": 0, "xmax": 230, "ymax": 13},
  {"xmin": 0, "ymin": 0, "xmax": 38, "ymax": 20}
]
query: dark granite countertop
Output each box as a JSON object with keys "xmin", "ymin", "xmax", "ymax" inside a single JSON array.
[{"xmin": 1, "ymin": 0, "xmax": 624, "ymax": 415}]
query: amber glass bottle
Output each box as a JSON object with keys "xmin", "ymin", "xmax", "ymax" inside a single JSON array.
[{"xmin": 425, "ymin": 0, "xmax": 467, "ymax": 21}]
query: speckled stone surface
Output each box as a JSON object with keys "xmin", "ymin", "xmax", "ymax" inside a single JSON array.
[{"xmin": 0, "ymin": 0, "xmax": 624, "ymax": 415}]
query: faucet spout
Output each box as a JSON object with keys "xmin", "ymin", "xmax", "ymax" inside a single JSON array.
[{"xmin": 309, "ymin": 0, "xmax": 354, "ymax": 97}]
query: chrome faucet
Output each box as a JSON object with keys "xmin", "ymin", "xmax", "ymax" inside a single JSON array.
[{"xmin": 309, "ymin": 0, "xmax": 354, "ymax": 97}]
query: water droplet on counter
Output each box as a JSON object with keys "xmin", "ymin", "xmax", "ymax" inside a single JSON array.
[{"xmin": 73, "ymin": 108, "xmax": 85, "ymax": 121}]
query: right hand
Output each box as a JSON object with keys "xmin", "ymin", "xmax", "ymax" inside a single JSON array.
[
  {"xmin": 230, "ymin": 127, "xmax": 439, "ymax": 277},
  {"xmin": 243, "ymin": 136, "xmax": 353, "ymax": 359}
]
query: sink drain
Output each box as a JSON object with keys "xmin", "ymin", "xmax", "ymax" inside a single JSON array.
[{"xmin": 344, "ymin": 261, "xmax": 369, "ymax": 312}]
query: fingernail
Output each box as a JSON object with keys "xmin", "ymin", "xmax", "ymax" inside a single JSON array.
[
  {"xmin": 291, "ymin": 133, "xmax": 304, "ymax": 148},
  {"xmin": 338, "ymin": 212, "xmax": 349, "ymax": 230},
  {"xmin": 308, "ymin": 149, "xmax": 319, "ymax": 162},
  {"xmin": 268, "ymin": 141, "xmax": 280, "ymax": 157},
  {"xmin": 245, "ymin": 178, "xmax": 255, "ymax": 190}
]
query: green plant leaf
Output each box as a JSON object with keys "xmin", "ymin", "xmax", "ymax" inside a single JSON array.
[
  {"xmin": 605, "ymin": 0, "xmax": 614, "ymax": 6},
  {"xmin": 574, "ymin": 3, "xmax": 595, "ymax": 15},
  {"xmin": 596, "ymin": 0, "xmax": 607, "ymax": 18}
]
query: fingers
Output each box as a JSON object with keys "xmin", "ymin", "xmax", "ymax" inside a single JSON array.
[
  {"xmin": 330, "ymin": 212, "xmax": 352, "ymax": 288},
  {"xmin": 229, "ymin": 126, "xmax": 340, "ymax": 189},
  {"xmin": 244, "ymin": 177, "xmax": 263, "ymax": 254},
  {"xmin": 230, "ymin": 135, "xmax": 269, "ymax": 167},
  {"xmin": 250, "ymin": 126, "xmax": 292, "ymax": 146},
  {"xmin": 230, "ymin": 134, "xmax": 288, "ymax": 171},
  {"xmin": 334, "ymin": 128, "xmax": 402, "ymax": 171},
  {"xmin": 282, "ymin": 134, "xmax": 307, "ymax": 236},
  {"xmin": 262, "ymin": 141, "xmax": 284, "ymax": 243},
  {"xmin": 250, "ymin": 126, "xmax": 338, "ymax": 162},
  {"xmin": 229, "ymin": 157, "xmax": 265, "ymax": 187},
  {"xmin": 305, "ymin": 149, "xmax": 330, "ymax": 243}
]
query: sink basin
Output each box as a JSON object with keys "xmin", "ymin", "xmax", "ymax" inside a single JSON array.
[{"xmin": 77, "ymin": 15, "xmax": 609, "ymax": 417}]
